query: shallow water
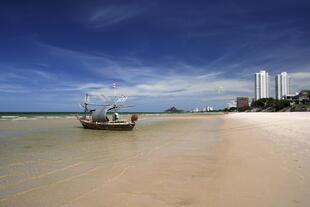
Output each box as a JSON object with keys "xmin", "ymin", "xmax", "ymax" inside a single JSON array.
[{"xmin": 0, "ymin": 114, "xmax": 222, "ymax": 206}]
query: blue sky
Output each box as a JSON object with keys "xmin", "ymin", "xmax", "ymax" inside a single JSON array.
[{"xmin": 0, "ymin": 0, "xmax": 310, "ymax": 112}]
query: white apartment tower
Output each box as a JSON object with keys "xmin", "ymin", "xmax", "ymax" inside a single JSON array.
[
  {"xmin": 275, "ymin": 72, "xmax": 290, "ymax": 100},
  {"xmin": 255, "ymin": 70, "xmax": 270, "ymax": 100}
]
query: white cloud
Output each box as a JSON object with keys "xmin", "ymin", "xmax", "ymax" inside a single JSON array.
[
  {"xmin": 0, "ymin": 84, "xmax": 27, "ymax": 93},
  {"xmin": 78, "ymin": 83, "xmax": 105, "ymax": 90},
  {"xmin": 88, "ymin": 4, "xmax": 145, "ymax": 27},
  {"xmin": 86, "ymin": 73, "xmax": 253, "ymax": 97},
  {"xmin": 289, "ymin": 71, "xmax": 310, "ymax": 91},
  {"xmin": 20, "ymin": 42, "xmax": 310, "ymax": 109},
  {"xmin": 31, "ymin": 70, "xmax": 53, "ymax": 79},
  {"xmin": 0, "ymin": 65, "xmax": 55, "ymax": 81},
  {"xmin": 290, "ymin": 71, "xmax": 310, "ymax": 79}
]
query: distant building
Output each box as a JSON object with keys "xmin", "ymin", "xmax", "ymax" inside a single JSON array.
[
  {"xmin": 203, "ymin": 106, "xmax": 213, "ymax": 112},
  {"xmin": 192, "ymin": 107, "xmax": 199, "ymax": 113},
  {"xmin": 275, "ymin": 72, "xmax": 290, "ymax": 100},
  {"xmin": 255, "ymin": 70, "xmax": 270, "ymax": 100},
  {"xmin": 236, "ymin": 97, "xmax": 249, "ymax": 111},
  {"xmin": 207, "ymin": 106, "xmax": 213, "ymax": 111}
]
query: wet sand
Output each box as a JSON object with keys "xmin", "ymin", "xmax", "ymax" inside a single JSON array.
[{"xmin": 0, "ymin": 113, "xmax": 310, "ymax": 206}]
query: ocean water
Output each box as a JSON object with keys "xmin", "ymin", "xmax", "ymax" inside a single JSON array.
[
  {"xmin": 0, "ymin": 112, "xmax": 77, "ymax": 121},
  {"xmin": 0, "ymin": 113, "xmax": 222, "ymax": 206},
  {"xmin": 0, "ymin": 112, "xmax": 221, "ymax": 121}
]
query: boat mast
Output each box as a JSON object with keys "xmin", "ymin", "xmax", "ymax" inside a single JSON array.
[
  {"xmin": 84, "ymin": 93, "xmax": 88, "ymax": 118},
  {"xmin": 112, "ymin": 82, "xmax": 117, "ymax": 113}
]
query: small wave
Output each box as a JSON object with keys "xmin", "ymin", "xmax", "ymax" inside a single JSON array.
[
  {"xmin": 141, "ymin": 113, "xmax": 162, "ymax": 117},
  {"xmin": 36, "ymin": 116, "xmax": 46, "ymax": 119},
  {"xmin": 45, "ymin": 116, "xmax": 61, "ymax": 119},
  {"xmin": 12, "ymin": 117, "xmax": 38, "ymax": 121},
  {"xmin": 0, "ymin": 114, "xmax": 77, "ymax": 121},
  {"xmin": 65, "ymin": 116, "xmax": 75, "ymax": 119},
  {"xmin": 1, "ymin": 116, "xmax": 19, "ymax": 119}
]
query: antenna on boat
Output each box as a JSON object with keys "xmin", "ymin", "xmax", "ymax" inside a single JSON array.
[
  {"xmin": 112, "ymin": 81, "xmax": 117, "ymax": 98},
  {"xmin": 112, "ymin": 82, "xmax": 117, "ymax": 112},
  {"xmin": 83, "ymin": 93, "xmax": 89, "ymax": 117}
]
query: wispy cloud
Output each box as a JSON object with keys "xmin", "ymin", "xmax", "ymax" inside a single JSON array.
[
  {"xmin": 290, "ymin": 71, "xmax": 310, "ymax": 91},
  {"xmin": 80, "ymin": 73, "xmax": 253, "ymax": 98},
  {"xmin": 290, "ymin": 71, "xmax": 310, "ymax": 79},
  {"xmin": 36, "ymin": 42, "xmax": 252, "ymax": 93},
  {"xmin": 0, "ymin": 84, "xmax": 27, "ymax": 93},
  {"xmin": 37, "ymin": 42, "xmax": 161, "ymax": 84},
  {"xmin": 88, "ymin": 4, "xmax": 145, "ymax": 27},
  {"xmin": 0, "ymin": 68, "xmax": 55, "ymax": 82},
  {"xmin": 33, "ymin": 42, "xmax": 310, "ymax": 97},
  {"xmin": 3, "ymin": 40, "xmax": 309, "ymax": 111},
  {"xmin": 31, "ymin": 70, "xmax": 53, "ymax": 79}
]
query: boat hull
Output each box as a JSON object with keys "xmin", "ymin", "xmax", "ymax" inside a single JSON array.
[{"xmin": 78, "ymin": 117, "xmax": 135, "ymax": 130}]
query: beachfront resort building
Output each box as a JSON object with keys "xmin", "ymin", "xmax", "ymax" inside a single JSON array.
[
  {"xmin": 236, "ymin": 97, "xmax": 249, "ymax": 111},
  {"xmin": 255, "ymin": 70, "xmax": 270, "ymax": 100},
  {"xmin": 275, "ymin": 72, "xmax": 290, "ymax": 100}
]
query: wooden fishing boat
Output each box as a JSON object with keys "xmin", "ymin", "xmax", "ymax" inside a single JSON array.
[
  {"xmin": 77, "ymin": 88, "xmax": 138, "ymax": 130},
  {"xmin": 77, "ymin": 115, "xmax": 137, "ymax": 130}
]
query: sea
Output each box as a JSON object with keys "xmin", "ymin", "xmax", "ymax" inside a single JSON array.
[
  {"xmin": 0, "ymin": 112, "xmax": 222, "ymax": 206},
  {"xmin": 0, "ymin": 112, "xmax": 166, "ymax": 121}
]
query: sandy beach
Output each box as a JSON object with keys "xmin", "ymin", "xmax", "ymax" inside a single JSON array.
[{"xmin": 0, "ymin": 113, "xmax": 310, "ymax": 206}]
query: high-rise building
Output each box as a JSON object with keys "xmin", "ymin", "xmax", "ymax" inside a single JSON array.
[
  {"xmin": 275, "ymin": 72, "xmax": 290, "ymax": 100},
  {"xmin": 255, "ymin": 70, "xmax": 270, "ymax": 100}
]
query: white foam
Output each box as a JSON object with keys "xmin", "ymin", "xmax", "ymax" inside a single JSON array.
[
  {"xmin": 65, "ymin": 116, "xmax": 75, "ymax": 119},
  {"xmin": 12, "ymin": 117, "xmax": 38, "ymax": 121},
  {"xmin": 1, "ymin": 116, "xmax": 19, "ymax": 119}
]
